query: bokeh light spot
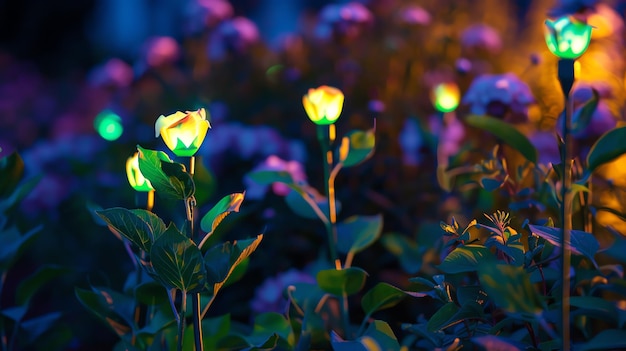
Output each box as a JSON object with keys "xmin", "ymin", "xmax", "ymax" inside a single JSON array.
[{"xmin": 94, "ymin": 110, "xmax": 123, "ymax": 141}]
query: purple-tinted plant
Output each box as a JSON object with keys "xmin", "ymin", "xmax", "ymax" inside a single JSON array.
[
  {"xmin": 463, "ymin": 73, "xmax": 535, "ymax": 124},
  {"xmin": 0, "ymin": 152, "xmax": 68, "ymax": 351}
]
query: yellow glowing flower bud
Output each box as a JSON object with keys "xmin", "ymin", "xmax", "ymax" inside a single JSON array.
[
  {"xmin": 302, "ymin": 85, "xmax": 344, "ymax": 125},
  {"xmin": 126, "ymin": 152, "xmax": 154, "ymax": 192},
  {"xmin": 155, "ymin": 108, "xmax": 211, "ymax": 157},
  {"xmin": 431, "ymin": 83, "xmax": 460, "ymax": 113}
]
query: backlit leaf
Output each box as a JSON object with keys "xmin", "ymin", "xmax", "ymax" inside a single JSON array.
[
  {"xmin": 466, "ymin": 115, "xmax": 537, "ymax": 164},
  {"xmin": 587, "ymin": 126, "xmax": 626, "ymax": 173},
  {"xmin": 317, "ymin": 267, "xmax": 367, "ymax": 296},
  {"xmin": 337, "ymin": 214, "xmax": 383, "ymax": 255},
  {"xmin": 150, "ymin": 225, "xmax": 206, "ymax": 292},
  {"xmin": 200, "ymin": 192, "xmax": 245, "ymax": 235}
]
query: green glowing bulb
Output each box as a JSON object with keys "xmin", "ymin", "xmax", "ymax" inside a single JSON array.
[
  {"xmin": 544, "ymin": 16, "xmax": 592, "ymax": 59},
  {"xmin": 94, "ymin": 110, "xmax": 123, "ymax": 141},
  {"xmin": 431, "ymin": 83, "xmax": 460, "ymax": 113}
]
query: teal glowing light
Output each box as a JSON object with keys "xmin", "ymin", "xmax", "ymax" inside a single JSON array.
[
  {"xmin": 94, "ymin": 110, "xmax": 123, "ymax": 141},
  {"xmin": 544, "ymin": 16, "xmax": 592, "ymax": 59}
]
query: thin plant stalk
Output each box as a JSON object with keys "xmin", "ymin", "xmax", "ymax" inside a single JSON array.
[
  {"xmin": 131, "ymin": 190, "xmax": 154, "ymax": 346},
  {"xmin": 558, "ymin": 58, "xmax": 575, "ymax": 350},
  {"xmin": 318, "ymin": 124, "xmax": 351, "ymax": 337},
  {"xmin": 561, "ymin": 95, "xmax": 573, "ymax": 350},
  {"xmin": 187, "ymin": 156, "xmax": 204, "ymax": 351},
  {"xmin": 177, "ymin": 290, "xmax": 187, "ymax": 351},
  {"xmin": 317, "ymin": 125, "xmax": 338, "ymax": 263}
]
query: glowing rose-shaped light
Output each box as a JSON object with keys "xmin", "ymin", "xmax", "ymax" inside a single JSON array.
[
  {"xmin": 544, "ymin": 16, "xmax": 592, "ymax": 59},
  {"xmin": 431, "ymin": 83, "xmax": 460, "ymax": 113},
  {"xmin": 302, "ymin": 86, "xmax": 344, "ymax": 125},
  {"xmin": 126, "ymin": 152, "xmax": 154, "ymax": 192},
  {"xmin": 155, "ymin": 108, "xmax": 211, "ymax": 157}
]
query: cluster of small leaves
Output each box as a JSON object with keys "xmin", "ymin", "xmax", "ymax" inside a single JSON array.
[
  {"xmin": 395, "ymin": 110, "xmax": 626, "ymax": 350},
  {"xmin": 0, "ymin": 152, "xmax": 67, "ymax": 350}
]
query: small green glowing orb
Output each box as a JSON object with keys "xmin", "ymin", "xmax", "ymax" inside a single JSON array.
[
  {"xmin": 94, "ymin": 110, "xmax": 123, "ymax": 141},
  {"xmin": 432, "ymin": 83, "xmax": 460, "ymax": 113}
]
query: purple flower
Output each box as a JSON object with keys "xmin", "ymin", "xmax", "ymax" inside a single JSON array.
[
  {"xmin": 398, "ymin": 118, "xmax": 423, "ymax": 166},
  {"xmin": 528, "ymin": 130, "xmax": 560, "ymax": 165},
  {"xmin": 316, "ymin": 2, "xmax": 373, "ymax": 40},
  {"xmin": 87, "ymin": 58, "xmax": 134, "ymax": 88},
  {"xmin": 463, "ymin": 73, "xmax": 534, "ymax": 123},
  {"xmin": 244, "ymin": 155, "xmax": 307, "ymax": 200},
  {"xmin": 184, "ymin": 0, "xmax": 233, "ymax": 34},
  {"xmin": 208, "ymin": 17, "xmax": 259, "ymax": 60},
  {"xmin": 142, "ymin": 36, "xmax": 180, "ymax": 68},
  {"xmin": 398, "ymin": 5, "xmax": 431, "ymax": 26},
  {"xmin": 430, "ymin": 114, "xmax": 465, "ymax": 163},
  {"xmin": 460, "ymin": 24, "xmax": 502, "ymax": 53},
  {"xmin": 558, "ymin": 82, "xmax": 616, "ymax": 139},
  {"xmin": 455, "ymin": 58, "xmax": 472, "ymax": 74},
  {"xmin": 368, "ymin": 99, "xmax": 385, "ymax": 113},
  {"xmin": 251, "ymin": 268, "xmax": 316, "ymax": 314}
]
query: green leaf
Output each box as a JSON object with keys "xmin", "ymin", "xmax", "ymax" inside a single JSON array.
[
  {"xmin": 150, "ymin": 225, "xmax": 206, "ymax": 292},
  {"xmin": 0, "ymin": 176, "xmax": 40, "ymax": 212},
  {"xmin": 75, "ymin": 287, "xmax": 134, "ymax": 337},
  {"xmin": 189, "ymin": 314, "xmax": 230, "ymax": 351},
  {"xmin": 16, "ymin": 265, "xmax": 70, "ymax": 306},
  {"xmin": 578, "ymin": 329, "xmax": 626, "ymax": 351},
  {"xmin": 570, "ymin": 296, "xmax": 620, "ymax": 324},
  {"xmin": 284, "ymin": 186, "xmax": 334, "ymax": 221},
  {"xmin": 200, "ymin": 192, "xmax": 245, "ymax": 235},
  {"xmin": 204, "ymin": 235, "xmax": 263, "ymax": 296},
  {"xmin": 331, "ymin": 320, "xmax": 399, "ymax": 351},
  {"xmin": 427, "ymin": 301, "xmax": 484, "ymax": 332},
  {"xmin": 129, "ymin": 209, "xmax": 167, "ymax": 240},
  {"xmin": 587, "ymin": 126, "xmax": 626, "ymax": 173},
  {"xmin": 137, "ymin": 146, "xmax": 192, "ymax": 200},
  {"xmin": 336, "ymin": 214, "xmax": 383, "ymax": 255},
  {"xmin": 0, "ymin": 225, "xmax": 40, "ymax": 271},
  {"xmin": 288, "ymin": 282, "xmax": 326, "ymax": 311},
  {"xmin": 96, "ymin": 207, "xmax": 155, "ymax": 252},
  {"xmin": 247, "ymin": 170, "xmax": 332, "ymax": 221},
  {"xmin": 339, "ymin": 128, "xmax": 376, "ymax": 168},
  {"xmin": 528, "ymin": 224, "xmax": 599, "ymax": 266},
  {"xmin": 21, "ymin": 312, "xmax": 63, "ymax": 343},
  {"xmin": 0, "ymin": 152, "xmax": 24, "ymax": 197},
  {"xmin": 571, "ymin": 88, "xmax": 599, "ymax": 136},
  {"xmin": 437, "ymin": 245, "xmax": 494, "ymax": 274},
  {"xmin": 479, "ymin": 176, "xmax": 504, "ymax": 192},
  {"xmin": 381, "ymin": 233, "xmax": 424, "ymax": 274},
  {"xmin": 1, "ymin": 306, "xmax": 27, "ymax": 321},
  {"xmin": 426, "ymin": 302, "xmax": 458, "ymax": 332},
  {"xmin": 218, "ymin": 333, "xmax": 279, "ymax": 351},
  {"xmin": 251, "ymin": 312, "xmax": 294, "ymax": 348},
  {"xmin": 465, "ymin": 115, "xmax": 537, "ymax": 164},
  {"xmin": 316, "ymin": 267, "xmax": 367, "ymax": 296},
  {"xmin": 361, "ymin": 283, "xmax": 426, "ymax": 317},
  {"xmin": 477, "ymin": 263, "xmax": 543, "ymax": 316},
  {"xmin": 456, "ymin": 286, "xmax": 488, "ymax": 307}
]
